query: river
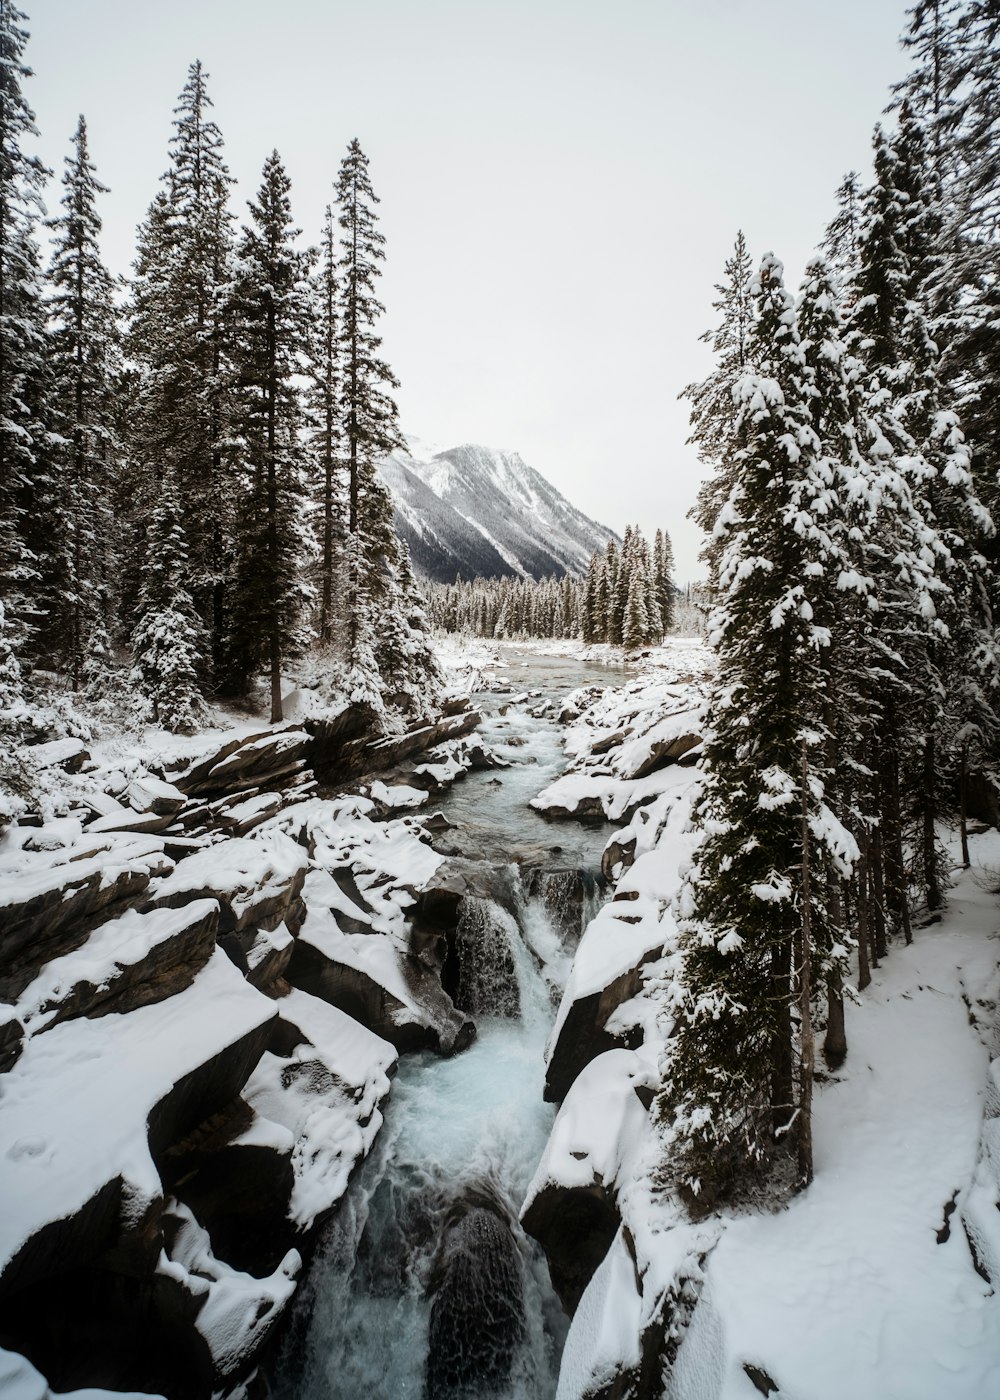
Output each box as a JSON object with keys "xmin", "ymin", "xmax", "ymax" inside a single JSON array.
[{"xmin": 270, "ymin": 646, "xmax": 625, "ymax": 1400}]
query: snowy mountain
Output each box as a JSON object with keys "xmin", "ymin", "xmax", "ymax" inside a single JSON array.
[{"xmin": 379, "ymin": 439, "xmax": 616, "ymax": 583}]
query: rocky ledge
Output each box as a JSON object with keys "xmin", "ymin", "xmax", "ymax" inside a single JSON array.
[{"xmin": 0, "ymin": 699, "xmax": 511, "ymax": 1400}]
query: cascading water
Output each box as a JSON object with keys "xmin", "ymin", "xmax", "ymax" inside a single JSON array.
[
  {"xmin": 274, "ymin": 890, "xmax": 568, "ymax": 1400},
  {"xmin": 271, "ymin": 648, "xmax": 622, "ymax": 1400},
  {"xmin": 453, "ymin": 896, "xmax": 522, "ymax": 1019}
]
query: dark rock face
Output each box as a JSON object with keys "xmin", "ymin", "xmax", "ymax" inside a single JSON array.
[
  {"xmin": 0, "ymin": 1008, "xmax": 24, "ymax": 1072},
  {"xmin": 0, "ymin": 852, "xmax": 171, "ymax": 1002},
  {"xmin": 520, "ymin": 1183, "xmax": 620, "ymax": 1317},
  {"xmin": 287, "ymin": 933, "xmax": 475, "ymax": 1056},
  {"xmin": 426, "ymin": 1206, "xmax": 526, "ymax": 1399},
  {"xmin": 159, "ymin": 1098, "xmax": 296, "ymax": 1276},
  {"xmin": 307, "ymin": 705, "xmax": 481, "ymax": 785},
  {"xmin": 545, "ymin": 953, "xmax": 657, "ymax": 1104}
]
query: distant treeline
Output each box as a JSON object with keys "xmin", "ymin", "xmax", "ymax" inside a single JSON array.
[{"xmin": 424, "ymin": 526, "xmax": 675, "ymax": 646}]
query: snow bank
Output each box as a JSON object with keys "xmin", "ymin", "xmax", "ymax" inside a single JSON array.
[
  {"xmin": 244, "ymin": 986, "xmax": 396, "ymax": 1229},
  {"xmin": 0, "ymin": 949, "xmax": 275, "ymax": 1279}
]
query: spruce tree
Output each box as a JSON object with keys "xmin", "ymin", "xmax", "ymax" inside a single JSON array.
[
  {"xmin": 822, "ymin": 172, "xmax": 863, "ymax": 291},
  {"xmin": 659, "ymin": 255, "xmax": 855, "ymax": 1197},
  {"xmin": 46, "ymin": 116, "xmax": 121, "ymax": 690},
  {"xmin": 306, "ymin": 203, "xmax": 342, "ymax": 647},
  {"xmin": 131, "ymin": 477, "xmax": 206, "ymax": 734},
  {"xmin": 129, "ymin": 62, "xmax": 235, "ymax": 685},
  {"xmin": 335, "ymin": 138, "xmax": 405, "ymax": 695},
  {"xmin": 0, "ymin": 0, "xmax": 52, "ymax": 677},
  {"xmin": 682, "ymin": 231, "xmax": 756, "ymax": 583},
  {"xmin": 228, "ymin": 152, "xmax": 313, "ymax": 723}
]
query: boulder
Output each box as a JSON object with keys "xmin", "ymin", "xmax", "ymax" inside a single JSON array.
[
  {"xmin": 0, "ymin": 951, "xmax": 277, "ymax": 1303},
  {"xmin": 16, "ymin": 900, "xmax": 220, "ymax": 1032},
  {"xmin": 150, "ymin": 832, "xmax": 308, "ymax": 936},
  {"xmin": 602, "ymin": 831, "xmax": 638, "ymax": 883},
  {"xmin": 245, "ymin": 923, "xmax": 295, "ymax": 990},
  {"xmin": 0, "ymin": 841, "xmax": 173, "ymax": 1002},
  {"xmin": 243, "ymin": 987, "xmax": 397, "ymax": 1234},
  {"xmin": 127, "ymin": 776, "xmax": 187, "ymax": 817},
  {"xmin": 169, "ymin": 729, "xmax": 313, "ymax": 799},
  {"xmin": 0, "ymin": 1008, "xmax": 23, "ymax": 1073},
  {"xmin": 158, "ymin": 1099, "xmax": 296, "ymax": 1277},
  {"xmin": 288, "ymin": 908, "xmax": 474, "ymax": 1056},
  {"xmin": 426, "ymin": 1204, "xmax": 525, "ymax": 1399},
  {"xmin": 545, "ymin": 907, "xmax": 665, "ymax": 1103},
  {"xmin": 28, "ymin": 736, "xmax": 90, "ymax": 773}
]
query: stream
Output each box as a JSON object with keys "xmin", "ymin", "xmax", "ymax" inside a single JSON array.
[{"xmin": 271, "ymin": 647, "xmax": 625, "ymax": 1400}]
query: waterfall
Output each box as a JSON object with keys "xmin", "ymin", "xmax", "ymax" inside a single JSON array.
[
  {"xmin": 453, "ymin": 896, "xmax": 522, "ymax": 1019},
  {"xmin": 272, "ymin": 891, "xmax": 569, "ymax": 1400}
]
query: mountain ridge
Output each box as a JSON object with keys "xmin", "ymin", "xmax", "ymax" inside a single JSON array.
[{"xmin": 379, "ymin": 438, "xmax": 616, "ymax": 584}]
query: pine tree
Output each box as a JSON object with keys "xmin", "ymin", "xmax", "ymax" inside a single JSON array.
[
  {"xmin": 335, "ymin": 138, "xmax": 405, "ymax": 688},
  {"xmin": 0, "ymin": 0, "xmax": 52, "ymax": 676},
  {"xmin": 131, "ymin": 479, "xmax": 206, "ymax": 734},
  {"xmin": 658, "ymin": 255, "xmax": 856, "ymax": 1198},
  {"xmin": 46, "ymin": 115, "xmax": 121, "ymax": 690},
  {"xmin": 822, "ymin": 172, "xmax": 863, "ymax": 290},
  {"xmin": 228, "ymin": 152, "xmax": 313, "ymax": 723},
  {"xmin": 306, "ymin": 203, "xmax": 342, "ymax": 646},
  {"xmin": 623, "ymin": 560, "xmax": 651, "ymax": 651},
  {"xmin": 129, "ymin": 62, "xmax": 236, "ymax": 684},
  {"xmin": 653, "ymin": 528, "xmax": 676, "ymax": 632},
  {"xmin": 682, "ymin": 231, "xmax": 756, "ymax": 583}
]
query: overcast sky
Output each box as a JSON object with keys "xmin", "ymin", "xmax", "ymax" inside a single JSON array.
[{"xmin": 29, "ymin": 0, "xmax": 909, "ymax": 581}]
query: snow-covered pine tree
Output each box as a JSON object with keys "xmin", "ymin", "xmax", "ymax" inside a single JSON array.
[
  {"xmin": 852, "ymin": 110, "xmax": 995, "ymax": 915},
  {"xmin": 129, "ymin": 62, "xmax": 236, "ymax": 684},
  {"xmin": 306, "ymin": 203, "xmax": 342, "ymax": 647},
  {"xmin": 894, "ymin": 0, "xmax": 964, "ymax": 182},
  {"xmin": 46, "ymin": 115, "xmax": 121, "ymax": 690},
  {"xmin": 653, "ymin": 528, "xmax": 675, "ymax": 632},
  {"xmin": 622, "ymin": 559, "xmax": 651, "ymax": 652},
  {"xmin": 822, "ymin": 172, "xmax": 863, "ymax": 292},
  {"xmin": 335, "ymin": 138, "xmax": 407, "ymax": 699},
  {"xmin": 658, "ymin": 254, "xmax": 855, "ymax": 1197},
  {"xmin": 130, "ymin": 476, "xmax": 206, "ymax": 734},
  {"xmin": 228, "ymin": 152, "xmax": 313, "ymax": 723},
  {"xmin": 682, "ymin": 230, "xmax": 756, "ymax": 584},
  {"xmin": 0, "ymin": 0, "xmax": 53, "ymax": 680}
]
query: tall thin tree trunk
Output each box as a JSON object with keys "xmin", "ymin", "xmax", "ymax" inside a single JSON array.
[
  {"xmin": 960, "ymin": 742, "xmax": 971, "ymax": 869},
  {"xmin": 798, "ymin": 745, "xmax": 815, "ymax": 1187},
  {"xmin": 856, "ymin": 835, "xmax": 871, "ymax": 991},
  {"xmin": 824, "ymin": 878, "xmax": 848, "ymax": 1065},
  {"xmin": 870, "ymin": 817, "xmax": 887, "ymax": 963},
  {"xmin": 923, "ymin": 730, "xmax": 941, "ymax": 910}
]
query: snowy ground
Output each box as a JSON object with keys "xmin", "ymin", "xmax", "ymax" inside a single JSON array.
[{"xmin": 671, "ymin": 833, "xmax": 1000, "ymax": 1400}]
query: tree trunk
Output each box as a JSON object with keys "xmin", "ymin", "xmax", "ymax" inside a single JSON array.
[
  {"xmin": 856, "ymin": 836, "xmax": 871, "ymax": 991},
  {"xmin": 823, "ymin": 879, "xmax": 848, "ymax": 1066},
  {"xmin": 923, "ymin": 730, "xmax": 941, "ymax": 910},
  {"xmin": 960, "ymin": 743, "xmax": 971, "ymax": 870},
  {"xmin": 869, "ymin": 818, "xmax": 887, "ymax": 964},
  {"xmin": 798, "ymin": 745, "xmax": 815, "ymax": 1187}
]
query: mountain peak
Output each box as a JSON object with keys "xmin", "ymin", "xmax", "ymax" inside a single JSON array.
[{"xmin": 379, "ymin": 438, "xmax": 617, "ymax": 584}]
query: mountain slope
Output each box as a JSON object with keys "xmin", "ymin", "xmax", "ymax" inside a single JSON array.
[{"xmin": 380, "ymin": 439, "xmax": 615, "ymax": 584}]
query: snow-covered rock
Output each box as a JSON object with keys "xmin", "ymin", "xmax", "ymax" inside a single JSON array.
[
  {"xmin": 244, "ymin": 985, "xmax": 396, "ymax": 1229},
  {"xmin": 151, "ymin": 830, "xmax": 307, "ymax": 935},
  {"xmin": 0, "ymin": 949, "xmax": 276, "ymax": 1300}
]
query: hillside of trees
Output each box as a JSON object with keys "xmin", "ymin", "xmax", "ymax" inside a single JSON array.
[
  {"xmin": 656, "ymin": 0, "xmax": 1000, "ymax": 1196},
  {"xmin": 0, "ymin": 1, "xmax": 439, "ymax": 830}
]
